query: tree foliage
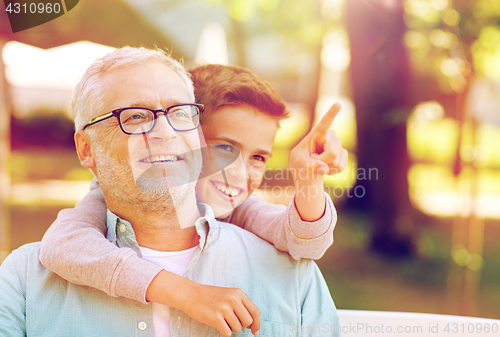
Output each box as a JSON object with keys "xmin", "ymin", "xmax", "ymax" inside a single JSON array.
[{"xmin": 405, "ymin": 0, "xmax": 500, "ymax": 97}]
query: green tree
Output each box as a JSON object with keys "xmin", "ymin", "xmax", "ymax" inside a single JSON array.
[
  {"xmin": 345, "ymin": 0, "xmax": 500, "ymax": 257},
  {"xmin": 202, "ymin": 0, "xmax": 341, "ymax": 128}
]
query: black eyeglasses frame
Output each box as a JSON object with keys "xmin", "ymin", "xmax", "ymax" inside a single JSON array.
[{"xmin": 82, "ymin": 103, "xmax": 204, "ymax": 135}]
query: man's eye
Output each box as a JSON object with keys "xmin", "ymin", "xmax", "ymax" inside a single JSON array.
[
  {"xmin": 122, "ymin": 111, "xmax": 149, "ymax": 124},
  {"xmin": 169, "ymin": 108, "xmax": 191, "ymax": 119},
  {"xmin": 174, "ymin": 111, "xmax": 188, "ymax": 117}
]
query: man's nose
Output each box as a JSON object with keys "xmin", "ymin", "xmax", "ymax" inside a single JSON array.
[{"xmin": 147, "ymin": 113, "xmax": 177, "ymax": 141}]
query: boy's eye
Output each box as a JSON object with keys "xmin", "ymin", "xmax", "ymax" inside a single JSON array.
[
  {"xmin": 216, "ymin": 144, "xmax": 234, "ymax": 153},
  {"xmin": 252, "ymin": 155, "xmax": 266, "ymax": 163}
]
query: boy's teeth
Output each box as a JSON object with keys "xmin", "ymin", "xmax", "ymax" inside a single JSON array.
[{"xmin": 215, "ymin": 183, "xmax": 240, "ymax": 197}]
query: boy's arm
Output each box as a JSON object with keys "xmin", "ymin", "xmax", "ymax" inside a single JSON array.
[
  {"xmin": 230, "ymin": 103, "xmax": 346, "ymax": 260},
  {"xmin": 230, "ymin": 193, "xmax": 336, "ymax": 260},
  {"xmin": 39, "ymin": 179, "xmax": 260, "ymax": 337},
  {"xmin": 39, "ymin": 179, "xmax": 163, "ymax": 303},
  {"xmin": 289, "ymin": 102, "xmax": 347, "ymax": 222}
]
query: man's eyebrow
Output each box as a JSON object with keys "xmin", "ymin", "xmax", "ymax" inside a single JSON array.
[
  {"xmin": 123, "ymin": 100, "xmax": 187, "ymax": 108},
  {"xmin": 161, "ymin": 100, "xmax": 188, "ymax": 107},
  {"xmin": 127, "ymin": 101, "xmax": 145, "ymax": 108},
  {"xmin": 213, "ymin": 136, "xmax": 272, "ymax": 157}
]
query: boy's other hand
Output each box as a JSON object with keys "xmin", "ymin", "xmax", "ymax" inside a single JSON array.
[
  {"xmin": 147, "ymin": 271, "xmax": 260, "ymax": 336},
  {"xmin": 183, "ymin": 283, "xmax": 261, "ymax": 337}
]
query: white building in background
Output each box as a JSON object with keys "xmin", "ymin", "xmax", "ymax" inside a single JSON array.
[{"xmin": 3, "ymin": 41, "xmax": 115, "ymax": 118}]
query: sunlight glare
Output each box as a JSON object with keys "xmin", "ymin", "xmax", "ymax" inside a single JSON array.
[
  {"xmin": 321, "ymin": 29, "xmax": 351, "ymax": 73},
  {"xmin": 3, "ymin": 41, "xmax": 115, "ymax": 90},
  {"xmin": 195, "ymin": 23, "xmax": 229, "ymax": 65}
]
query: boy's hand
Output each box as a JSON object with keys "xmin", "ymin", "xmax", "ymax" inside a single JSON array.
[
  {"xmin": 289, "ymin": 102, "xmax": 348, "ymax": 180},
  {"xmin": 288, "ymin": 102, "xmax": 348, "ymax": 221},
  {"xmin": 181, "ymin": 283, "xmax": 261, "ymax": 337},
  {"xmin": 146, "ymin": 271, "xmax": 260, "ymax": 337}
]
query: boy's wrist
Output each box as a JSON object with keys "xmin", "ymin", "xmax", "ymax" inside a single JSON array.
[
  {"xmin": 146, "ymin": 270, "xmax": 196, "ymax": 309},
  {"xmin": 293, "ymin": 178, "xmax": 326, "ymax": 222},
  {"xmin": 293, "ymin": 175, "xmax": 324, "ymax": 192}
]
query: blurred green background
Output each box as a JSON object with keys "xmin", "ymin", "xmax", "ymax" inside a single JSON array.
[{"xmin": 1, "ymin": 0, "xmax": 499, "ymax": 319}]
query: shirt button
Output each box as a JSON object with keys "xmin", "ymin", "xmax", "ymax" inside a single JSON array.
[
  {"xmin": 119, "ymin": 224, "xmax": 126, "ymax": 233},
  {"xmin": 138, "ymin": 322, "xmax": 147, "ymax": 331}
]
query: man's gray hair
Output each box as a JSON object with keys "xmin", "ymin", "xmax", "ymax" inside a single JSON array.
[{"xmin": 72, "ymin": 46, "xmax": 195, "ymax": 131}]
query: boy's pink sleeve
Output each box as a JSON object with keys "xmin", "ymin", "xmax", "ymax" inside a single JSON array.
[
  {"xmin": 229, "ymin": 192, "xmax": 336, "ymax": 260},
  {"xmin": 39, "ymin": 179, "xmax": 162, "ymax": 303}
]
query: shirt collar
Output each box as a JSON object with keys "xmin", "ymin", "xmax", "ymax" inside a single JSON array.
[
  {"xmin": 106, "ymin": 203, "xmax": 220, "ymax": 254},
  {"xmin": 195, "ymin": 203, "xmax": 220, "ymax": 251}
]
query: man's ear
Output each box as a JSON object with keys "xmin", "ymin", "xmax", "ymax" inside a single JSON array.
[{"xmin": 75, "ymin": 130, "xmax": 96, "ymax": 169}]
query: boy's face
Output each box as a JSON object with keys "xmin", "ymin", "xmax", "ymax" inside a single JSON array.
[{"xmin": 196, "ymin": 105, "xmax": 278, "ymax": 218}]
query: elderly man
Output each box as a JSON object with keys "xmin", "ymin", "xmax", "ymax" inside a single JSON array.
[{"xmin": 0, "ymin": 47, "xmax": 341, "ymax": 337}]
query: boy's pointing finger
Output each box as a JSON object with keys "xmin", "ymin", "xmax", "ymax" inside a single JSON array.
[{"xmin": 313, "ymin": 102, "xmax": 342, "ymax": 134}]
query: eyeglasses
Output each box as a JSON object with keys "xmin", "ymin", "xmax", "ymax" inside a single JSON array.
[{"xmin": 82, "ymin": 103, "xmax": 204, "ymax": 135}]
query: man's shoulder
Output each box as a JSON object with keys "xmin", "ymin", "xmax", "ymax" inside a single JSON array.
[
  {"xmin": 2, "ymin": 242, "xmax": 41, "ymax": 264},
  {"xmin": 215, "ymin": 220, "xmax": 272, "ymax": 245},
  {"xmin": 0, "ymin": 242, "xmax": 44, "ymax": 275},
  {"xmin": 213, "ymin": 220, "xmax": 304, "ymax": 265},
  {"xmin": 0, "ymin": 242, "xmax": 45, "ymax": 294},
  {"xmin": 14, "ymin": 241, "xmax": 41, "ymax": 252}
]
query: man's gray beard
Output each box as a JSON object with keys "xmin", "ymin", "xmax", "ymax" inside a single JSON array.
[{"xmin": 93, "ymin": 143, "xmax": 201, "ymax": 214}]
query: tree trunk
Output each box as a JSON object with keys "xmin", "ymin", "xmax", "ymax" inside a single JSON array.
[{"xmin": 345, "ymin": 0, "xmax": 415, "ymax": 257}]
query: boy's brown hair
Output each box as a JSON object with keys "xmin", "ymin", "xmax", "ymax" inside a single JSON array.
[{"xmin": 189, "ymin": 64, "xmax": 289, "ymax": 123}]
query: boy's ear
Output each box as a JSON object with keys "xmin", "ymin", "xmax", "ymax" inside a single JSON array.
[{"xmin": 75, "ymin": 131, "xmax": 96, "ymax": 169}]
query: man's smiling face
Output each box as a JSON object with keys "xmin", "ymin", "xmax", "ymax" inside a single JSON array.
[{"xmin": 86, "ymin": 61, "xmax": 202, "ymax": 208}]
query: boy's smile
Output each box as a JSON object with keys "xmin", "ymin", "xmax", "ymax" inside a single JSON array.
[{"xmin": 210, "ymin": 180, "xmax": 244, "ymax": 198}]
